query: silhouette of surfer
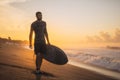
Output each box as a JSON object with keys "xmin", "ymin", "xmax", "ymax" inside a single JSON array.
[{"xmin": 29, "ymin": 11, "xmax": 50, "ymax": 74}]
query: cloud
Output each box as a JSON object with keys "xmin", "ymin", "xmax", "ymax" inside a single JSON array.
[
  {"xmin": 86, "ymin": 28, "xmax": 120, "ymax": 43},
  {"xmin": 99, "ymin": 32, "xmax": 112, "ymax": 42},
  {"xmin": 113, "ymin": 28, "xmax": 120, "ymax": 42},
  {"xmin": 0, "ymin": 0, "xmax": 29, "ymax": 5},
  {"xmin": 0, "ymin": 0, "xmax": 34, "ymax": 40},
  {"xmin": 0, "ymin": 0, "xmax": 32, "ymax": 38}
]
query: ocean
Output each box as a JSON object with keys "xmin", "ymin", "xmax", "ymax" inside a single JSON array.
[
  {"xmin": 24, "ymin": 46, "xmax": 120, "ymax": 79},
  {"xmin": 64, "ymin": 47, "xmax": 120, "ymax": 79},
  {"xmin": 64, "ymin": 47, "xmax": 120, "ymax": 71},
  {"xmin": 24, "ymin": 46, "xmax": 120, "ymax": 71}
]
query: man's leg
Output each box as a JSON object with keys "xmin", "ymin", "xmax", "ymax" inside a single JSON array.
[{"xmin": 36, "ymin": 53, "xmax": 43, "ymax": 71}]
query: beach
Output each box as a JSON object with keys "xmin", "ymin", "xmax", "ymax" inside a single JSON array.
[{"xmin": 0, "ymin": 43, "xmax": 118, "ymax": 80}]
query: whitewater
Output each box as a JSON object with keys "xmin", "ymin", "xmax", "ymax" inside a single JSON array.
[
  {"xmin": 64, "ymin": 47, "xmax": 120, "ymax": 79},
  {"xmin": 24, "ymin": 46, "xmax": 120, "ymax": 79},
  {"xmin": 64, "ymin": 47, "xmax": 120, "ymax": 71}
]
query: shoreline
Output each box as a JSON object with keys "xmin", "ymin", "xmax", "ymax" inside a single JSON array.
[
  {"xmin": 68, "ymin": 60, "xmax": 120, "ymax": 80},
  {"xmin": 23, "ymin": 45, "xmax": 120, "ymax": 78},
  {"xmin": 0, "ymin": 60, "xmax": 117, "ymax": 80},
  {"xmin": 0, "ymin": 44, "xmax": 118, "ymax": 80}
]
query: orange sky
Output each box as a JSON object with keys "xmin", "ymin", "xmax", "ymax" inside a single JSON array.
[{"xmin": 0, "ymin": 0, "xmax": 120, "ymax": 48}]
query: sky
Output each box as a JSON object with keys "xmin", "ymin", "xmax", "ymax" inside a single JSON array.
[{"xmin": 0, "ymin": 0, "xmax": 120, "ymax": 48}]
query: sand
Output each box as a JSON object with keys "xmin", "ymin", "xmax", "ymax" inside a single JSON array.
[{"xmin": 0, "ymin": 43, "xmax": 118, "ymax": 80}]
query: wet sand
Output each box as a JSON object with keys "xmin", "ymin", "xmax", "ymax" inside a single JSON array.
[{"xmin": 0, "ymin": 44, "xmax": 118, "ymax": 80}]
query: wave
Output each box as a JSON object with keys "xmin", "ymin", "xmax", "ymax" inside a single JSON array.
[
  {"xmin": 64, "ymin": 48, "xmax": 120, "ymax": 72},
  {"xmin": 23, "ymin": 46, "xmax": 120, "ymax": 72}
]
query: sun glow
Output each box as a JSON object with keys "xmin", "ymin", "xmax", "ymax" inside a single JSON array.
[{"xmin": 0, "ymin": 0, "xmax": 120, "ymax": 48}]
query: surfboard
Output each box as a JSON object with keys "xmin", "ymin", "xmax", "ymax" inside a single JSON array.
[{"xmin": 43, "ymin": 45, "xmax": 68, "ymax": 65}]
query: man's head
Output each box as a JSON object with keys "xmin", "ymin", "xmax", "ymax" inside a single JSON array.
[{"xmin": 36, "ymin": 11, "xmax": 42, "ymax": 20}]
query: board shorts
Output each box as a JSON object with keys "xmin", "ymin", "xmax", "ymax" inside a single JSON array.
[{"xmin": 34, "ymin": 42, "xmax": 47, "ymax": 55}]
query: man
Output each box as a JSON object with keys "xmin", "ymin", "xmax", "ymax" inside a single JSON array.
[{"xmin": 29, "ymin": 11, "xmax": 50, "ymax": 74}]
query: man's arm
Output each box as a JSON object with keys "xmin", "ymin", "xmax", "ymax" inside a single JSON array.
[
  {"xmin": 45, "ymin": 32, "xmax": 50, "ymax": 45},
  {"xmin": 44, "ymin": 23, "xmax": 50, "ymax": 45},
  {"xmin": 29, "ymin": 26, "xmax": 33, "ymax": 49}
]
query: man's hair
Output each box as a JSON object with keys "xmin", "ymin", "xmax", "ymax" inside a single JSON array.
[{"xmin": 36, "ymin": 11, "xmax": 42, "ymax": 16}]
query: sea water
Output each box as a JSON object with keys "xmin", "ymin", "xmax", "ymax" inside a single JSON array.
[
  {"xmin": 24, "ymin": 46, "xmax": 120, "ymax": 79},
  {"xmin": 64, "ymin": 47, "xmax": 120, "ymax": 79},
  {"xmin": 64, "ymin": 47, "xmax": 120, "ymax": 71}
]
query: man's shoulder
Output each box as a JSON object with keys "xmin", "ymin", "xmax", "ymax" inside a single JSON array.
[
  {"xmin": 31, "ymin": 20, "xmax": 37, "ymax": 25},
  {"xmin": 31, "ymin": 20, "xmax": 46, "ymax": 28},
  {"xmin": 41, "ymin": 21, "xmax": 46, "ymax": 24},
  {"xmin": 31, "ymin": 21, "xmax": 36, "ymax": 27},
  {"xmin": 32, "ymin": 20, "xmax": 46, "ymax": 24}
]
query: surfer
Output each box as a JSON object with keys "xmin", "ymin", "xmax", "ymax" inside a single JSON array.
[{"xmin": 29, "ymin": 11, "xmax": 50, "ymax": 74}]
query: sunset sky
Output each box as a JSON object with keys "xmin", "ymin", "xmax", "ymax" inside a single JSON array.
[{"xmin": 0, "ymin": 0, "xmax": 120, "ymax": 48}]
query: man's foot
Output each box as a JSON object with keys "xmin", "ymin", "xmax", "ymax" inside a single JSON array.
[{"xmin": 36, "ymin": 70, "xmax": 43, "ymax": 74}]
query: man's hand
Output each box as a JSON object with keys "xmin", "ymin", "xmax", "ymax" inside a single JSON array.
[
  {"xmin": 29, "ymin": 26, "xmax": 33, "ymax": 49},
  {"xmin": 29, "ymin": 44, "xmax": 32, "ymax": 49},
  {"xmin": 48, "ymin": 42, "xmax": 51, "ymax": 45}
]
